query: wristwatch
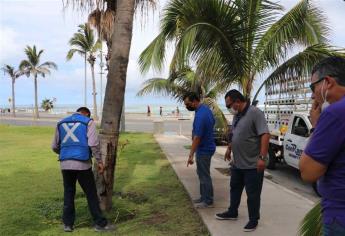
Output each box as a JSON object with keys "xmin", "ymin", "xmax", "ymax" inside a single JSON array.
[{"xmin": 258, "ymin": 155, "xmax": 268, "ymax": 161}]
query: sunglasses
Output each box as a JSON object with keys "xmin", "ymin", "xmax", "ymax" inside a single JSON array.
[{"xmin": 309, "ymin": 77, "xmax": 326, "ymax": 93}]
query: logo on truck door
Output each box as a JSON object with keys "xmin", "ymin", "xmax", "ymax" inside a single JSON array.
[{"xmin": 285, "ymin": 143, "xmax": 303, "ymax": 159}]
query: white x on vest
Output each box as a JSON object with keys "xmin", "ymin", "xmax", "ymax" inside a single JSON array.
[{"xmin": 62, "ymin": 123, "xmax": 80, "ymax": 143}]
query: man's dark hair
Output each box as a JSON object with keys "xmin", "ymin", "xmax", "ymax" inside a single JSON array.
[
  {"xmin": 312, "ymin": 56, "xmax": 345, "ymax": 86},
  {"xmin": 183, "ymin": 92, "xmax": 200, "ymax": 102},
  {"xmin": 76, "ymin": 107, "xmax": 91, "ymax": 117},
  {"xmin": 224, "ymin": 89, "xmax": 246, "ymax": 102}
]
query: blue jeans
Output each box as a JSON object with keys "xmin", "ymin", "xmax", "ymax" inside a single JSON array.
[
  {"xmin": 196, "ymin": 154, "xmax": 214, "ymax": 204},
  {"xmin": 228, "ymin": 168, "xmax": 264, "ymax": 221},
  {"xmin": 62, "ymin": 168, "xmax": 107, "ymax": 227},
  {"xmin": 323, "ymin": 220, "xmax": 345, "ymax": 236}
]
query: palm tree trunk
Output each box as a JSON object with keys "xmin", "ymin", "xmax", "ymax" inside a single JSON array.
[
  {"xmin": 97, "ymin": 0, "xmax": 135, "ymax": 211},
  {"xmin": 90, "ymin": 63, "xmax": 99, "ymax": 120},
  {"xmin": 11, "ymin": 78, "xmax": 16, "ymax": 117},
  {"xmin": 34, "ymin": 75, "xmax": 39, "ymax": 119},
  {"xmin": 84, "ymin": 55, "xmax": 87, "ymax": 107}
]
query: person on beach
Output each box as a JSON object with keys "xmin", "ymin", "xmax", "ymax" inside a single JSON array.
[
  {"xmin": 215, "ymin": 90, "xmax": 270, "ymax": 232},
  {"xmin": 176, "ymin": 106, "xmax": 180, "ymax": 117},
  {"xmin": 147, "ymin": 105, "xmax": 151, "ymax": 116},
  {"xmin": 184, "ymin": 92, "xmax": 216, "ymax": 208},
  {"xmin": 300, "ymin": 57, "xmax": 345, "ymax": 235},
  {"xmin": 160, "ymin": 106, "xmax": 163, "ymax": 116},
  {"xmin": 51, "ymin": 107, "xmax": 114, "ymax": 232}
]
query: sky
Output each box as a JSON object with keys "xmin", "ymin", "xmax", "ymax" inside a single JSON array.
[{"xmin": 0, "ymin": 0, "xmax": 345, "ymax": 109}]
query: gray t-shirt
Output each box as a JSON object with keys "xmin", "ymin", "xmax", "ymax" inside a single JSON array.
[{"xmin": 231, "ymin": 106, "xmax": 269, "ymax": 169}]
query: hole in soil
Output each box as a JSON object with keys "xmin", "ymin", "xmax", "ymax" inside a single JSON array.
[
  {"xmin": 143, "ymin": 212, "xmax": 168, "ymax": 225},
  {"xmin": 114, "ymin": 191, "xmax": 149, "ymax": 204},
  {"xmin": 215, "ymin": 167, "xmax": 231, "ymax": 176}
]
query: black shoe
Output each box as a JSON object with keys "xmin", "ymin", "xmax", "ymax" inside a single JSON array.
[
  {"xmin": 215, "ymin": 211, "xmax": 238, "ymax": 220},
  {"xmin": 243, "ymin": 221, "xmax": 258, "ymax": 232},
  {"xmin": 94, "ymin": 223, "xmax": 116, "ymax": 232},
  {"xmin": 63, "ymin": 225, "xmax": 73, "ymax": 232}
]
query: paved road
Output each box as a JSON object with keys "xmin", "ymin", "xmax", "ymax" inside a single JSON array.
[
  {"xmin": 1, "ymin": 114, "xmax": 318, "ymax": 202},
  {"xmin": 265, "ymin": 164, "xmax": 319, "ymax": 202},
  {"xmin": 0, "ymin": 116, "xmax": 193, "ymax": 135}
]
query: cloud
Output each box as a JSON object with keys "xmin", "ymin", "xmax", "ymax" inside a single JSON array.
[{"xmin": 0, "ymin": 26, "xmax": 22, "ymax": 63}]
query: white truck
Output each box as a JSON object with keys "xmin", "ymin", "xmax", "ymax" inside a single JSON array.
[{"xmin": 263, "ymin": 77, "xmax": 319, "ymax": 194}]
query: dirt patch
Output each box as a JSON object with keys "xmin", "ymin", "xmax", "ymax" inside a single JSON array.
[
  {"xmin": 114, "ymin": 191, "xmax": 149, "ymax": 204},
  {"xmin": 143, "ymin": 212, "xmax": 169, "ymax": 225},
  {"xmin": 215, "ymin": 167, "xmax": 231, "ymax": 176}
]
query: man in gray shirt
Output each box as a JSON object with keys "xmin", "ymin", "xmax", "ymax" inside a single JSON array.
[
  {"xmin": 52, "ymin": 107, "xmax": 113, "ymax": 232},
  {"xmin": 215, "ymin": 90, "xmax": 270, "ymax": 232}
]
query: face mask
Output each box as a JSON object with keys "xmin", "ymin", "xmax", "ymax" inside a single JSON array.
[
  {"xmin": 229, "ymin": 107, "xmax": 238, "ymax": 115},
  {"xmin": 321, "ymin": 80, "xmax": 330, "ymax": 111},
  {"xmin": 186, "ymin": 105, "xmax": 196, "ymax": 111}
]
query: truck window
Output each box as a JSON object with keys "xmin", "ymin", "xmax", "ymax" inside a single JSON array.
[{"xmin": 292, "ymin": 117, "xmax": 309, "ymax": 137}]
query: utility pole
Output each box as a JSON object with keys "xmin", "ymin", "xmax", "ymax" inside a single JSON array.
[{"xmin": 99, "ymin": 48, "xmax": 106, "ymax": 117}]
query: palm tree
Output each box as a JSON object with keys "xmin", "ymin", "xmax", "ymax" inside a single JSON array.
[
  {"xmin": 19, "ymin": 45, "xmax": 57, "ymax": 119},
  {"xmin": 1, "ymin": 65, "xmax": 24, "ymax": 117},
  {"xmin": 137, "ymin": 67, "xmax": 229, "ymax": 134},
  {"xmin": 63, "ymin": 0, "xmax": 156, "ymax": 211},
  {"xmin": 139, "ymin": 0, "xmax": 344, "ymax": 100},
  {"xmin": 67, "ymin": 24, "xmax": 101, "ymax": 120},
  {"xmin": 41, "ymin": 98, "xmax": 54, "ymax": 112}
]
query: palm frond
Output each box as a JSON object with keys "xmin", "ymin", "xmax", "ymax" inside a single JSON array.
[
  {"xmin": 19, "ymin": 60, "xmax": 32, "ymax": 77},
  {"xmin": 252, "ymin": 44, "xmax": 345, "ymax": 101},
  {"xmin": 170, "ymin": 0, "xmax": 248, "ymax": 76},
  {"xmin": 203, "ymin": 97, "xmax": 228, "ymax": 132},
  {"xmin": 62, "ymin": 0, "xmax": 103, "ymax": 12},
  {"xmin": 2, "ymin": 64, "xmax": 15, "ymax": 78},
  {"xmin": 24, "ymin": 45, "xmax": 40, "ymax": 66},
  {"xmin": 254, "ymin": 0, "xmax": 330, "ymax": 71},
  {"xmin": 234, "ymin": 0, "xmax": 283, "ymax": 61},
  {"xmin": 66, "ymin": 48, "xmax": 85, "ymax": 60},
  {"xmin": 298, "ymin": 201, "xmax": 322, "ymax": 236},
  {"xmin": 88, "ymin": 8, "xmax": 115, "ymax": 42},
  {"xmin": 39, "ymin": 61, "xmax": 58, "ymax": 70},
  {"xmin": 136, "ymin": 78, "xmax": 177, "ymax": 97},
  {"xmin": 265, "ymin": 44, "xmax": 345, "ymax": 83},
  {"xmin": 138, "ymin": 33, "xmax": 167, "ymax": 74}
]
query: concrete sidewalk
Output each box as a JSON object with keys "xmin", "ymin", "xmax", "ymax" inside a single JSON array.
[{"xmin": 155, "ymin": 134, "xmax": 314, "ymax": 236}]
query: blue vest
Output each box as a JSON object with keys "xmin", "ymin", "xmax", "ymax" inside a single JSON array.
[{"xmin": 57, "ymin": 113, "xmax": 91, "ymax": 161}]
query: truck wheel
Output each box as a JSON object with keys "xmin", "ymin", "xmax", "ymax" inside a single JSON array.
[
  {"xmin": 312, "ymin": 182, "xmax": 321, "ymax": 197},
  {"xmin": 267, "ymin": 145, "xmax": 276, "ymax": 170}
]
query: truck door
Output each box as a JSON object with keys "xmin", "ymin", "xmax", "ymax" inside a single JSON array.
[{"xmin": 284, "ymin": 116, "xmax": 309, "ymax": 169}]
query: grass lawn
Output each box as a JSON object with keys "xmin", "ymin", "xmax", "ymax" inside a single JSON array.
[{"xmin": 0, "ymin": 125, "xmax": 208, "ymax": 236}]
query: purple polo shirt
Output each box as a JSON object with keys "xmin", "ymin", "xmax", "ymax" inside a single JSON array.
[{"xmin": 304, "ymin": 96, "xmax": 345, "ymax": 226}]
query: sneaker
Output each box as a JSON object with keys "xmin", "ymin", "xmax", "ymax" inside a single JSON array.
[
  {"xmin": 195, "ymin": 202, "xmax": 214, "ymax": 209},
  {"xmin": 94, "ymin": 223, "xmax": 116, "ymax": 232},
  {"xmin": 243, "ymin": 221, "xmax": 258, "ymax": 232},
  {"xmin": 215, "ymin": 211, "xmax": 238, "ymax": 220},
  {"xmin": 63, "ymin": 225, "xmax": 73, "ymax": 232},
  {"xmin": 192, "ymin": 198, "xmax": 203, "ymax": 204}
]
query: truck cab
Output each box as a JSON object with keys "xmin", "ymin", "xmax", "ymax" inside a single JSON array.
[{"xmin": 282, "ymin": 112, "xmax": 312, "ymax": 169}]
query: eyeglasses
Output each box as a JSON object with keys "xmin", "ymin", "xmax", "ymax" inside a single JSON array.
[{"xmin": 309, "ymin": 77, "xmax": 326, "ymax": 93}]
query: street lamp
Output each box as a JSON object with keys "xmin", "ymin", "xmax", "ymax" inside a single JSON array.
[{"xmin": 98, "ymin": 49, "xmax": 106, "ymax": 115}]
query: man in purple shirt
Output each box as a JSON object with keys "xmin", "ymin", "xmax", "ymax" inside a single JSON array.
[
  {"xmin": 52, "ymin": 107, "xmax": 114, "ymax": 232},
  {"xmin": 300, "ymin": 57, "xmax": 345, "ymax": 235}
]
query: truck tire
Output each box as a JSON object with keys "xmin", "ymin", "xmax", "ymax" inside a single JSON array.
[
  {"xmin": 312, "ymin": 182, "xmax": 321, "ymax": 197},
  {"xmin": 267, "ymin": 145, "xmax": 276, "ymax": 170}
]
